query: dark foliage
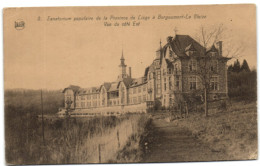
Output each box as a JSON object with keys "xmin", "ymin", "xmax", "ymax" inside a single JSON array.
[
  {"xmin": 240, "ymin": 59, "xmax": 251, "ymax": 72},
  {"xmin": 5, "ymin": 89, "xmax": 64, "ymax": 115},
  {"xmin": 227, "ymin": 60, "xmax": 256, "ymax": 101}
]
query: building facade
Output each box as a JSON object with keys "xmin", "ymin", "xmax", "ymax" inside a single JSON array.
[{"xmin": 63, "ymin": 34, "xmax": 230, "ymax": 110}]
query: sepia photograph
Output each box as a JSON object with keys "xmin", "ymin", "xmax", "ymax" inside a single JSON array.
[{"xmin": 3, "ymin": 4, "xmax": 257, "ymax": 165}]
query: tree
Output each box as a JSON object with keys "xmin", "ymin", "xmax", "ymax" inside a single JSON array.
[
  {"xmin": 228, "ymin": 64, "xmax": 233, "ymax": 72},
  {"xmin": 228, "ymin": 60, "xmax": 255, "ymax": 101},
  {"xmin": 240, "ymin": 59, "xmax": 251, "ymax": 72},
  {"xmin": 194, "ymin": 24, "xmax": 242, "ymax": 117},
  {"xmin": 233, "ymin": 59, "xmax": 241, "ymax": 72}
]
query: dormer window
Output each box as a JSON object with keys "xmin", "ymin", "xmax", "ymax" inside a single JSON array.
[
  {"xmin": 210, "ymin": 60, "xmax": 218, "ymax": 72},
  {"xmin": 187, "ymin": 50, "xmax": 195, "ymax": 56},
  {"xmin": 211, "ymin": 52, "xmax": 217, "ymax": 57},
  {"xmin": 167, "ymin": 68, "xmax": 172, "ymax": 74},
  {"xmin": 185, "ymin": 43, "xmax": 196, "ymax": 56}
]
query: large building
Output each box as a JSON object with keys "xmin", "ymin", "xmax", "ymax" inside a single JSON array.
[{"xmin": 62, "ymin": 34, "xmax": 230, "ymax": 111}]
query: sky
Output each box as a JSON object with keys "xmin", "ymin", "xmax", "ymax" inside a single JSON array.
[{"xmin": 4, "ymin": 4, "xmax": 256, "ymax": 90}]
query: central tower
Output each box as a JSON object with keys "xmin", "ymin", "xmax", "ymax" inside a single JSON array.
[{"xmin": 118, "ymin": 50, "xmax": 127, "ymax": 80}]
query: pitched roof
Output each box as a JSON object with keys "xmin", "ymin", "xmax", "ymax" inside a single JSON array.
[
  {"xmin": 162, "ymin": 35, "xmax": 205, "ymax": 58},
  {"xmin": 122, "ymin": 77, "xmax": 133, "ymax": 87},
  {"xmin": 103, "ymin": 82, "xmax": 112, "ymax": 91},
  {"xmin": 77, "ymin": 86, "xmax": 100, "ymax": 95},
  {"xmin": 62, "ymin": 85, "xmax": 80, "ymax": 93},
  {"xmin": 108, "ymin": 82, "xmax": 118, "ymax": 92},
  {"xmin": 185, "ymin": 43, "xmax": 197, "ymax": 52},
  {"xmin": 130, "ymin": 77, "xmax": 147, "ymax": 87},
  {"xmin": 144, "ymin": 66, "xmax": 149, "ymax": 77}
]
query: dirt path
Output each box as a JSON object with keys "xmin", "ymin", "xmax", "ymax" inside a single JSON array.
[{"xmin": 141, "ymin": 118, "xmax": 226, "ymax": 163}]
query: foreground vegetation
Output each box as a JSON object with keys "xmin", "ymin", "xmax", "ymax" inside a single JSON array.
[
  {"xmin": 174, "ymin": 100, "xmax": 257, "ymax": 160},
  {"xmin": 5, "ymin": 89, "xmax": 150, "ymax": 164},
  {"xmin": 6, "ymin": 112, "xmax": 149, "ymax": 164}
]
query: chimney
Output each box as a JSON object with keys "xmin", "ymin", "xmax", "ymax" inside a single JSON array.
[
  {"xmin": 129, "ymin": 67, "xmax": 132, "ymax": 78},
  {"xmin": 217, "ymin": 41, "xmax": 223, "ymax": 56}
]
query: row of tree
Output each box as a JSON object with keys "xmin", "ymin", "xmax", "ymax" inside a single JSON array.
[
  {"xmin": 228, "ymin": 59, "xmax": 251, "ymax": 73},
  {"xmin": 227, "ymin": 59, "xmax": 256, "ymax": 101}
]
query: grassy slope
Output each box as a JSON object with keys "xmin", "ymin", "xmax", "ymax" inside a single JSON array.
[{"xmin": 174, "ymin": 101, "xmax": 257, "ymax": 160}]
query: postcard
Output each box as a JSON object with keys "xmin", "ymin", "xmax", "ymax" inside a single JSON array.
[{"xmin": 3, "ymin": 4, "xmax": 257, "ymax": 164}]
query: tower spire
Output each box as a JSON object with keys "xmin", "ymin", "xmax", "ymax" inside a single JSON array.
[
  {"xmin": 120, "ymin": 49, "xmax": 126, "ymax": 66},
  {"xmin": 118, "ymin": 49, "xmax": 127, "ymax": 80},
  {"xmin": 121, "ymin": 49, "xmax": 124, "ymax": 60}
]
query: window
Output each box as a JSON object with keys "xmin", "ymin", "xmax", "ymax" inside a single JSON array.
[
  {"xmin": 175, "ymin": 64, "xmax": 178, "ymax": 71},
  {"xmin": 189, "ymin": 59, "xmax": 197, "ymax": 71},
  {"xmin": 168, "ymin": 68, "xmax": 172, "ymax": 74},
  {"xmin": 163, "ymin": 69, "xmax": 166, "ymax": 76},
  {"xmin": 66, "ymin": 96, "xmax": 71, "ymax": 101},
  {"xmin": 189, "ymin": 76, "xmax": 197, "ymax": 90},
  {"xmin": 157, "ymin": 71, "xmax": 161, "ymax": 80},
  {"xmin": 169, "ymin": 76, "xmax": 172, "ymax": 90},
  {"xmin": 81, "ymin": 96, "xmax": 85, "ymax": 100},
  {"xmin": 169, "ymin": 50, "xmax": 173, "ymax": 58},
  {"xmin": 93, "ymin": 101, "xmax": 97, "ymax": 107},
  {"xmin": 133, "ymin": 87, "xmax": 136, "ymax": 94},
  {"xmin": 143, "ymin": 95, "xmax": 146, "ymax": 102},
  {"xmin": 143, "ymin": 85, "xmax": 146, "ymax": 91},
  {"xmin": 138, "ymin": 86, "xmax": 141, "ymax": 93},
  {"xmin": 157, "ymin": 83, "xmax": 161, "ymax": 94},
  {"xmin": 175, "ymin": 76, "xmax": 180, "ymax": 90},
  {"xmin": 211, "ymin": 52, "xmax": 217, "ymax": 57},
  {"xmin": 138, "ymin": 96, "xmax": 142, "ymax": 103},
  {"xmin": 164, "ymin": 78, "xmax": 167, "ymax": 91},
  {"xmin": 81, "ymin": 102, "xmax": 85, "ymax": 108},
  {"xmin": 157, "ymin": 83, "xmax": 161, "ymax": 90},
  {"xmin": 133, "ymin": 97, "xmax": 137, "ymax": 104},
  {"xmin": 210, "ymin": 60, "xmax": 218, "ymax": 72},
  {"xmin": 211, "ymin": 76, "xmax": 218, "ymax": 90}
]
